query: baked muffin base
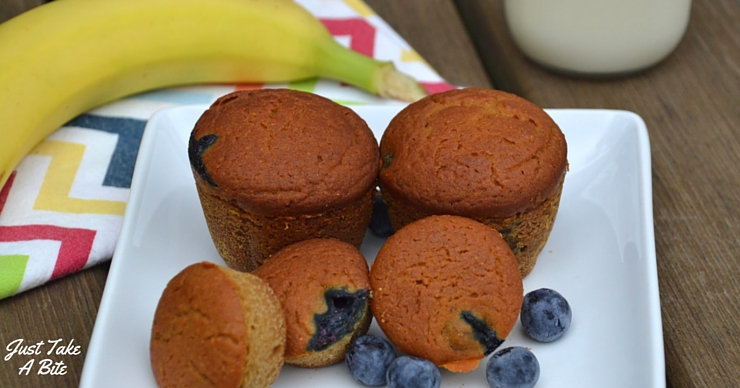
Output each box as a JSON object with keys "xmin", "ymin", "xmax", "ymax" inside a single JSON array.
[
  {"xmin": 195, "ymin": 181, "xmax": 373, "ymax": 272},
  {"xmin": 380, "ymin": 175, "xmax": 565, "ymax": 277},
  {"xmin": 150, "ymin": 262, "xmax": 285, "ymax": 388}
]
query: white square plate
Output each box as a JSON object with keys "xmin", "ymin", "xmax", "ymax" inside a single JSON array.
[{"xmin": 80, "ymin": 105, "xmax": 664, "ymax": 388}]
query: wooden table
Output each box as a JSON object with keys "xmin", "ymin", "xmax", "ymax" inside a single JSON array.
[{"xmin": 1, "ymin": 1, "xmax": 738, "ymax": 387}]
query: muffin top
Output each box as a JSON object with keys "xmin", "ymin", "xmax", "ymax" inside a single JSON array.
[
  {"xmin": 189, "ymin": 89, "xmax": 379, "ymax": 216},
  {"xmin": 369, "ymin": 215, "xmax": 523, "ymax": 372},
  {"xmin": 378, "ymin": 88, "xmax": 567, "ymax": 217},
  {"xmin": 253, "ymin": 238, "xmax": 370, "ymax": 363},
  {"xmin": 150, "ymin": 262, "xmax": 284, "ymax": 388}
]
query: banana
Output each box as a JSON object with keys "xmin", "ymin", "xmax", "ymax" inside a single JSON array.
[{"xmin": 0, "ymin": 0, "xmax": 428, "ymax": 189}]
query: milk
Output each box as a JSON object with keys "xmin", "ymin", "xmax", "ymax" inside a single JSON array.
[{"xmin": 504, "ymin": 0, "xmax": 692, "ymax": 75}]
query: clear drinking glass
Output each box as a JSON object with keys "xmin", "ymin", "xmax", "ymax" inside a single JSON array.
[{"xmin": 504, "ymin": 0, "xmax": 692, "ymax": 76}]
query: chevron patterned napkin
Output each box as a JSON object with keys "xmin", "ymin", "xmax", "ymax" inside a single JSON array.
[{"xmin": 0, "ymin": 0, "xmax": 454, "ymax": 299}]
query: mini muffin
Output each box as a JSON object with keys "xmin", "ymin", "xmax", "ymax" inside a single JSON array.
[
  {"xmin": 189, "ymin": 89, "xmax": 379, "ymax": 272},
  {"xmin": 378, "ymin": 88, "xmax": 567, "ymax": 277},
  {"xmin": 370, "ymin": 215, "xmax": 523, "ymax": 373},
  {"xmin": 253, "ymin": 238, "xmax": 372, "ymax": 368},
  {"xmin": 150, "ymin": 262, "xmax": 285, "ymax": 388}
]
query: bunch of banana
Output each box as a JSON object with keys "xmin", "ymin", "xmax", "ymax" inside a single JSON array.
[{"xmin": 0, "ymin": 0, "xmax": 428, "ymax": 189}]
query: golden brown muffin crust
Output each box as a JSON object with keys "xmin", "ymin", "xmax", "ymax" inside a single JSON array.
[
  {"xmin": 379, "ymin": 88, "xmax": 567, "ymax": 217},
  {"xmin": 150, "ymin": 262, "xmax": 247, "ymax": 388},
  {"xmin": 370, "ymin": 215, "xmax": 523, "ymax": 372},
  {"xmin": 150, "ymin": 262, "xmax": 285, "ymax": 388},
  {"xmin": 192, "ymin": 89, "xmax": 379, "ymax": 216},
  {"xmin": 254, "ymin": 238, "xmax": 371, "ymax": 367}
]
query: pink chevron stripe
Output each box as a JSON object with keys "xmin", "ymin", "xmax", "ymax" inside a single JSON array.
[
  {"xmin": 0, "ymin": 225, "xmax": 96, "ymax": 280},
  {"xmin": 420, "ymin": 82, "xmax": 457, "ymax": 95},
  {"xmin": 321, "ymin": 18, "xmax": 375, "ymax": 56},
  {"xmin": 0, "ymin": 171, "xmax": 15, "ymax": 215}
]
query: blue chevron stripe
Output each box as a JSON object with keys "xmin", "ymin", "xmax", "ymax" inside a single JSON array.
[
  {"xmin": 133, "ymin": 89, "xmax": 215, "ymax": 105},
  {"xmin": 65, "ymin": 114, "xmax": 146, "ymax": 188}
]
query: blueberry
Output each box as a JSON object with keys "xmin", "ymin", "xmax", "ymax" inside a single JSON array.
[
  {"xmin": 345, "ymin": 335, "xmax": 397, "ymax": 386},
  {"xmin": 386, "ymin": 356, "xmax": 441, "ymax": 388},
  {"xmin": 486, "ymin": 347, "xmax": 540, "ymax": 388},
  {"xmin": 187, "ymin": 132, "xmax": 218, "ymax": 186},
  {"xmin": 460, "ymin": 311, "xmax": 504, "ymax": 356},
  {"xmin": 308, "ymin": 288, "xmax": 369, "ymax": 351},
  {"xmin": 520, "ymin": 288, "xmax": 572, "ymax": 342},
  {"xmin": 369, "ymin": 192, "xmax": 394, "ymax": 238}
]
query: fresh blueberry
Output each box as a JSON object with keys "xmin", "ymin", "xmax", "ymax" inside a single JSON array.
[
  {"xmin": 369, "ymin": 192, "xmax": 395, "ymax": 237},
  {"xmin": 520, "ymin": 288, "xmax": 572, "ymax": 342},
  {"xmin": 486, "ymin": 346, "xmax": 540, "ymax": 388},
  {"xmin": 386, "ymin": 356, "xmax": 441, "ymax": 388},
  {"xmin": 345, "ymin": 335, "xmax": 396, "ymax": 386}
]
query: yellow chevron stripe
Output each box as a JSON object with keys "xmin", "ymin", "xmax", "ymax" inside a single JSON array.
[
  {"xmin": 32, "ymin": 140, "xmax": 126, "ymax": 215},
  {"xmin": 342, "ymin": 0, "xmax": 375, "ymax": 17},
  {"xmin": 401, "ymin": 49, "xmax": 429, "ymax": 65}
]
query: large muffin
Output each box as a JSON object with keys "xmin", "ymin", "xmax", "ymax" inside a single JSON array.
[
  {"xmin": 150, "ymin": 262, "xmax": 285, "ymax": 388},
  {"xmin": 253, "ymin": 238, "xmax": 372, "ymax": 368},
  {"xmin": 378, "ymin": 88, "xmax": 567, "ymax": 277},
  {"xmin": 369, "ymin": 215, "xmax": 523, "ymax": 373},
  {"xmin": 189, "ymin": 89, "xmax": 379, "ymax": 272}
]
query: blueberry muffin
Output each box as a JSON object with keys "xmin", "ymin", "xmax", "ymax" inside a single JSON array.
[
  {"xmin": 378, "ymin": 88, "xmax": 567, "ymax": 277},
  {"xmin": 189, "ymin": 89, "xmax": 379, "ymax": 272},
  {"xmin": 150, "ymin": 262, "xmax": 285, "ymax": 388},
  {"xmin": 369, "ymin": 215, "xmax": 523, "ymax": 373},
  {"xmin": 253, "ymin": 238, "xmax": 372, "ymax": 368}
]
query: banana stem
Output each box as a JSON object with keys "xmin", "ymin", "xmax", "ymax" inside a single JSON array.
[{"xmin": 316, "ymin": 41, "xmax": 427, "ymax": 102}]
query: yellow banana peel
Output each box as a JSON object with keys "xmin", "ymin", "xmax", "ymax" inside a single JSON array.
[{"xmin": 0, "ymin": 0, "xmax": 428, "ymax": 189}]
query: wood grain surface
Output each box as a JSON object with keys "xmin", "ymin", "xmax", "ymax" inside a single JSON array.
[
  {"xmin": 0, "ymin": 0, "xmax": 44, "ymax": 24},
  {"xmin": 0, "ymin": 1, "xmax": 488, "ymax": 387},
  {"xmin": 453, "ymin": 1, "xmax": 740, "ymax": 387},
  {"xmin": 2, "ymin": 0, "xmax": 739, "ymax": 387},
  {"xmin": 0, "ymin": 5, "xmax": 108, "ymax": 388}
]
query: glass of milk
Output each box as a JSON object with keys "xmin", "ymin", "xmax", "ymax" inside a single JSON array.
[{"xmin": 503, "ymin": 0, "xmax": 692, "ymax": 76}]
